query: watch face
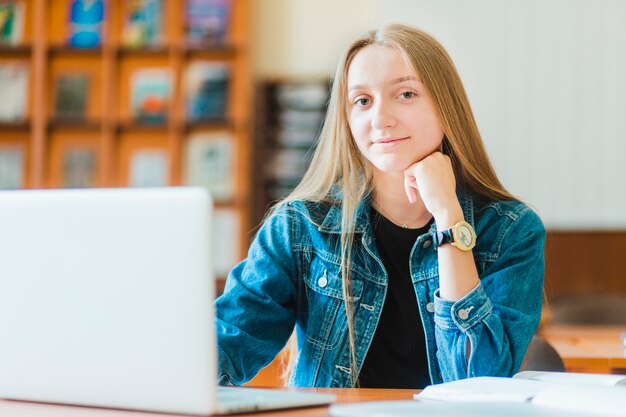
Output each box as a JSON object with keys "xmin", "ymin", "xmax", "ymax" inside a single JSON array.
[{"xmin": 456, "ymin": 224, "xmax": 474, "ymax": 248}]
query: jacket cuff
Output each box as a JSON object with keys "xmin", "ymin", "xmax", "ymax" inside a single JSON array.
[
  {"xmin": 433, "ymin": 282, "xmax": 493, "ymax": 332},
  {"xmin": 217, "ymin": 373, "xmax": 235, "ymax": 386}
]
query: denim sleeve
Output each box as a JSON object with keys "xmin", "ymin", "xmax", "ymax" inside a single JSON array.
[
  {"xmin": 215, "ymin": 204, "xmax": 299, "ymax": 385},
  {"xmin": 433, "ymin": 207, "xmax": 545, "ymax": 381}
]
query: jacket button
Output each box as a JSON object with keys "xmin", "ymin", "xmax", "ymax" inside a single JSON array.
[
  {"xmin": 318, "ymin": 276, "xmax": 328, "ymax": 288},
  {"xmin": 457, "ymin": 308, "xmax": 470, "ymax": 320},
  {"xmin": 426, "ymin": 302, "xmax": 435, "ymax": 313},
  {"xmin": 423, "ymin": 240, "xmax": 432, "ymax": 248}
]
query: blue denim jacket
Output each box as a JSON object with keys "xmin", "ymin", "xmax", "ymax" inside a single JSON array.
[{"xmin": 216, "ymin": 189, "xmax": 545, "ymax": 387}]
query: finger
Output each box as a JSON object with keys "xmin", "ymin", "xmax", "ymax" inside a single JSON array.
[
  {"xmin": 404, "ymin": 175, "xmax": 413, "ymax": 203},
  {"xmin": 404, "ymin": 175, "xmax": 418, "ymax": 204}
]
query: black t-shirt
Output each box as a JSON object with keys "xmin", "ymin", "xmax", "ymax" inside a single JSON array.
[{"xmin": 358, "ymin": 208, "xmax": 432, "ymax": 389}]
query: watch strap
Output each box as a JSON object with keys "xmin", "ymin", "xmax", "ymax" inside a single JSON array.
[{"xmin": 433, "ymin": 228, "xmax": 454, "ymax": 248}]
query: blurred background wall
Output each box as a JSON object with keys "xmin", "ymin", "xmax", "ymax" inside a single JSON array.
[{"xmin": 251, "ymin": 0, "xmax": 374, "ymax": 78}]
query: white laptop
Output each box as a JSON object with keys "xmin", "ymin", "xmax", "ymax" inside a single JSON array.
[{"xmin": 0, "ymin": 187, "xmax": 335, "ymax": 415}]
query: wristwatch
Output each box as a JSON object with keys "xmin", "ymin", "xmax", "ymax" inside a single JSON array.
[{"xmin": 433, "ymin": 220, "xmax": 476, "ymax": 251}]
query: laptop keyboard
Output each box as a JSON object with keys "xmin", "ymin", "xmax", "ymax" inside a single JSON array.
[
  {"xmin": 216, "ymin": 387, "xmax": 280, "ymax": 403},
  {"xmin": 215, "ymin": 386, "xmax": 336, "ymax": 413},
  {"xmin": 216, "ymin": 387, "xmax": 254, "ymax": 401}
]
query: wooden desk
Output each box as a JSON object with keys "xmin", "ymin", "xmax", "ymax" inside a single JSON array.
[
  {"xmin": 0, "ymin": 388, "xmax": 417, "ymax": 417},
  {"xmin": 540, "ymin": 324, "xmax": 626, "ymax": 374}
]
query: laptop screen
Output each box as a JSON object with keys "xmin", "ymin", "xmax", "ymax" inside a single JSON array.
[{"xmin": 0, "ymin": 187, "xmax": 217, "ymax": 415}]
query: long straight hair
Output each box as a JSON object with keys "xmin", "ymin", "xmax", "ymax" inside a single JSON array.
[{"xmin": 276, "ymin": 24, "xmax": 516, "ymax": 387}]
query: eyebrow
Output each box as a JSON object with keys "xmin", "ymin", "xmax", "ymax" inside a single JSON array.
[{"xmin": 348, "ymin": 76, "xmax": 419, "ymax": 92}]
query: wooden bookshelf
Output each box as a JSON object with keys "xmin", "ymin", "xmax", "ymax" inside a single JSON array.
[{"xmin": 0, "ymin": 0, "xmax": 252, "ymax": 280}]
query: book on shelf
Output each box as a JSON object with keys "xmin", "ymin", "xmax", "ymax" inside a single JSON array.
[
  {"xmin": 54, "ymin": 73, "xmax": 89, "ymax": 121},
  {"xmin": 278, "ymin": 109, "xmax": 325, "ymax": 130},
  {"xmin": 122, "ymin": 0, "xmax": 163, "ymax": 48},
  {"xmin": 0, "ymin": 1, "xmax": 24, "ymax": 45},
  {"xmin": 68, "ymin": 0, "xmax": 105, "ymax": 48},
  {"xmin": 184, "ymin": 62, "xmax": 229, "ymax": 122},
  {"xmin": 0, "ymin": 146, "xmax": 23, "ymax": 189},
  {"xmin": 185, "ymin": 0, "xmax": 232, "ymax": 47},
  {"xmin": 0, "ymin": 61, "xmax": 28, "ymax": 122},
  {"xmin": 273, "ymin": 127, "xmax": 319, "ymax": 148},
  {"xmin": 184, "ymin": 132, "xmax": 234, "ymax": 202},
  {"xmin": 267, "ymin": 148, "xmax": 311, "ymax": 182},
  {"xmin": 212, "ymin": 208, "xmax": 239, "ymax": 277},
  {"xmin": 267, "ymin": 182, "xmax": 297, "ymax": 202},
  {"xmin": 130, "ymin": 68, "xmax": 172, "ymax": 124},
  {"xmin": 270, "ymin": 84, "xmax": 326, "ymax": 153},
  {"xmin": 129, "ymin": 149, "xmax": 168, "ymax": 187},
  {"xmin": 63, "ymin": 147, "xmax": 96, "ymax": 188},
  {"xmin": 275, "ymin": 83, "xmax": 329, "ymax": 111}
]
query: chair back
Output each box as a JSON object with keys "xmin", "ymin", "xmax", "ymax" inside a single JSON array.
[{"xmin": 519, "ymin": 335, "xmax": 566, "ymax": 372}]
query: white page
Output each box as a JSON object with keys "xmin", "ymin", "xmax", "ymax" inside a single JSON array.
[
  {"xmin": 331, "ymin": 400, "xmax": 601, "ymax": 417},
  {"xmin": 415, "ymin": 377, "xmax": 544, "ymax": 403},
  {"xmin": 515, "ymin": 371, "xmax": 626, "ymax": 387},
  {"xmin": 532, "ymin": 384, "xmax": 626, "ymax": 417}
]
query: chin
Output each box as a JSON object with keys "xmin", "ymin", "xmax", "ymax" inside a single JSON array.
[
  {"xmin": 371, "ymin": 150, "xmax": 434, "ymax": 173},
  {"xmin": 372, "ymin": 158, "xmax": 413, "ymax": 174}
]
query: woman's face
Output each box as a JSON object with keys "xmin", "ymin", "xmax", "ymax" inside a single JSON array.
[{"xmin": 346, "ymin": 44, "xmax": 444, "ymax": 173}]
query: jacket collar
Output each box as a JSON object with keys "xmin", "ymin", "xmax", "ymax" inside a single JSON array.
[{"xmin": 317, "ymin": 188, "xmax": 475, "ymax": 234}]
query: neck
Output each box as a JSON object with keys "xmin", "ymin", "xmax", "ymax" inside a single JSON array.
[{"xmin": 371, "ymin": 171, "xmax": 432, "ymax": 229}]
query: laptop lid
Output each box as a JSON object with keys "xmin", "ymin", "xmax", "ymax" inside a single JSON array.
[{"xmin": 0, "ymin": 187, "xmax": 217, "ymax": 415}]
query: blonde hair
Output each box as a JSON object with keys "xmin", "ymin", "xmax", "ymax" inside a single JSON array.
[{"xmin": 276, "ymin": 24, "xmax": 515, "ymax": 387}]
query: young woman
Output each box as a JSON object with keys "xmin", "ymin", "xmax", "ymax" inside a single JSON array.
[{"xmin": 216, "ymin": 24, "xmax": 545, "ymax": 389}]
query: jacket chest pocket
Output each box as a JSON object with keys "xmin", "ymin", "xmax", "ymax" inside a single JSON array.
[{"xmin": 303, "ymin": 255, "xmax": 364, "ymax": 350}]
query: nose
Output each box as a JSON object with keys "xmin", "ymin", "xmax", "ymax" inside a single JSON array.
[{"xmin": 370, "ymin": 103, "xmax": 396, "ymax": 130}]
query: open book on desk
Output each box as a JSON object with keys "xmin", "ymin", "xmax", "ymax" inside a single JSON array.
[
  {"xmin": 330, "ymin": 372, "xmax": 626, "ymax": 417},
  {"xmin": 414, "ymin": 371, "xmax": 626, "ymax": 417}
]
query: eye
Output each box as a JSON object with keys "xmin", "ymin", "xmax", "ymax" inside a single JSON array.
[
  {"xmin": 399, "ymin": 91, "xmax": 416, "ymax": 100},
  {"xmin": 355, "ymin": 97, "xmax": 371, "ymax": 106}
]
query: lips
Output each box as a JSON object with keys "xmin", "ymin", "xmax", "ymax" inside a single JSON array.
[{"xmin": 373, "ymin": 137, "xmax": 409, "ymax": 145}]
